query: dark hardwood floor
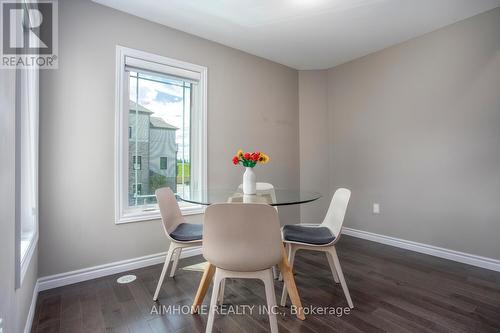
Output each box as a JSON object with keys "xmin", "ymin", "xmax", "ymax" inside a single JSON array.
[{"xmin": 31, "ymin": 236, "xmax": 500, "ymax": 333}]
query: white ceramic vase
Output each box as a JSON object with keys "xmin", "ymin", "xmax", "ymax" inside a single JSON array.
[{"xmin": 242, "ymin": 167, "xmax": 256, "ymax": 195}]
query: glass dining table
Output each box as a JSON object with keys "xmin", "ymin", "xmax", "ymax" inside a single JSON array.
[
  {"xmin": 176, "ymin": 188, "xmax": 321, "ymax": 206},
  {"xmin": 178, "ymin": 188, "xmax": 321, "ymax": 321}
]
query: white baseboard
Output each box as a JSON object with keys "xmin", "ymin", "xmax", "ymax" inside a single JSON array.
[
  {"xmin": 38, "ymin": 246, "xmax": 202, "ymax": 292},
  {"xmin": 342, "ymin": 227, "xmax": 500, "ymax": 272},
  {"xmin": 23, "ymin": 281, "xmax": 39, "ymax": 333}
]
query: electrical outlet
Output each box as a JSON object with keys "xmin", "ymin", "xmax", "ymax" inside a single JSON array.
[{"xmin": 373, "ymin": 203, "xmax": 380, "ymax": 214}]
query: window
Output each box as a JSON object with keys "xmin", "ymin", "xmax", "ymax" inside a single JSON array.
[
  {"xmin": 15, "ymin": 66, "xmax": 39, "ymax": 287},
  {"xmin": 160, "ymin": 157, "xmax": 168, "ymax": 170},
  {"xmin": 133, "ymin": 155, "xmax": 142, "ymax": 170},
  {"xmin": 133, "ymin": 184, "xmax": 142, "ymax": 195},
  {"xmin": 115, "ymin": 46, "xmax": 207, "ymax": 223}
]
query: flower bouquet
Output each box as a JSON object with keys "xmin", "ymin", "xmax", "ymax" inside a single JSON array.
[{"xmin": 232, "ymin": 150, "xmax": 269, "ymax": 194}]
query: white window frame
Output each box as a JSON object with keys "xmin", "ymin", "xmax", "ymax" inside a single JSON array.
[
  {"xmin": 115, "ymin": 46, "xmax": 207, "ymax": 224},
  {"xmin": 15, "ymin": 65, "xmax": 39, "ymax": 288}
]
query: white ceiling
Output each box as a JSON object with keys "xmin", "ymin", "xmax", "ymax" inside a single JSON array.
[{"xmin": 93, "ymin": 0, "xmax": 500, "ymax": 70}]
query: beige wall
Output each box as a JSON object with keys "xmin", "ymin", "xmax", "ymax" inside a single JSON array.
[
  {"xmin": 38, "ymin": 1, "xmax": 500, "ymax": 280},
  {"xmin": 39, "ymin": 0, "xmax": 299, "ymax": 277},
  {"xmin": 298, "ymin": 71, "xmax": 330, "ymax": 223},
  {"xmin": 0, "ymin": 69, "xmax": 39, "ymax": 333},
  {"xmin": 301, "ymin": 7, "xmax": 500, "ymax": 259}
]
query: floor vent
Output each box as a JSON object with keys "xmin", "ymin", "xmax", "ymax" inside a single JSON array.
[{"xmin": 117, "ymin": 274, "xmax": 137, "ymax": 284}]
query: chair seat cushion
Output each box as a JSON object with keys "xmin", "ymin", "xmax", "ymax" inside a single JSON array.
[
  {"xmin": 283, "ymin": 224, "xmax": 335, "ymax": 245},
  {"xmin": 170, "ymin": 223, "xmax": 203, "ymax": 242}
]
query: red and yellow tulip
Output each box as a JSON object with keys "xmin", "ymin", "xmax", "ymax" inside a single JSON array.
[{"xmin": 232, "ymin": 150, "xmax": 269, "ymax": 167}]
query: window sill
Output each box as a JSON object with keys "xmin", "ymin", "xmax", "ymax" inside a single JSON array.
[
  {"xmin": 19, "ymin": 232, "xmax": 38, "ymax": 288},
  {"xmin": 116, "ymin": 204, "xmax": 206, "ymax": 224}
]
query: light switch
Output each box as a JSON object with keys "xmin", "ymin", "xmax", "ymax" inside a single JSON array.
[{"xmin": 373, "ymin": 203, "xmax": 380, "ymax": 214}]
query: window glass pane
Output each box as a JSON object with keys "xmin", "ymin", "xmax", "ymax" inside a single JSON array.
[
  {"xmin": 160, "ymin": 157, "xmax": 168, "ymax": 170},
  {"xmin": 19, "ymin": 67, "xmax": 38, "ymax": 262},
  {"xmin": 128, "ymin": 71, "xmax": 192, "ymax": 207}
]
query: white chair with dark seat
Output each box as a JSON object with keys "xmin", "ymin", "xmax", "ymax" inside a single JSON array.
[
  {"xmin": 153, "ymin": 187, "xmax": 203, "ymax": 301},
  {"xmin": 280, "ymin": 188, "xmax": 353, "ymax": 309},
  {"xmin": 203, "ymin": 203, "xmax": 281, "ymax": 333}
]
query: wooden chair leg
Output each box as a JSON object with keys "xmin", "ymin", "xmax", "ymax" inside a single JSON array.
[
  {"xmin": 329, "ymin": 247, "xmax": 353, "ymax": 308},
  {"xmin": 280, "ymin": 244, "xmax": 296, "ymax": 306},
  {"xmin": 169, "ymin": 247, "xmax": 182, "ymax": 278},
  {"xmin": 192, "ymin": 263, "xmax": 216, "ymax": 314},
  {"xmin": 153, "ymin": 244, "xmax": 175, "ymax": 301},
  {"xmin": 278, "ymin": 245, "xmax": 305, "ymax": 320},
  {"xmin": 278, "ymin": 243, "xmax": 289, "ymax": 281}
]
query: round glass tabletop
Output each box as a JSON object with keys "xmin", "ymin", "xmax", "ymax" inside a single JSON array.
[{"xmin": 177, "ymin": 188, "xmax": 321, "ymax": 206}]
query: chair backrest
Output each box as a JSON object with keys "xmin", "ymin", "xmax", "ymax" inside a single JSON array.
[
  {"xmin": 203, "ymin": 203, "xmax": 282, "ymax": 272},
  {"xmin": 321, "ymin": 188, "xmax": 351, "ymax": 237},
  {"xmin": 155, "ymin": 187, "xmax": 185, "ymax": 237},
  {"xmin": 238, "ymin": 182, "xmax": 278, "ymax": 209}
]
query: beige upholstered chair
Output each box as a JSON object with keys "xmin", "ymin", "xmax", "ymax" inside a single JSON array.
[
  {"xmin": 217, "ymin": 182, "xmax": 280, "ymax": 305},
  {"xmin": 280, "ymin": 188, "xmax": 353, "ymax": 309},
  {"xmin": 153, "ymin": 187, "xmax": 203, "ymax": 301},
  {"xmin": 203, "ymin": 203, "xmax": 281, "ymax": 333},
  {"xmin": 237, "ymin": 182, "xmax": 279, "ymax": 278}
]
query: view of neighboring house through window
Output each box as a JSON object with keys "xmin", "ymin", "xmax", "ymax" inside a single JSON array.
[
  {"xmin": 133, "ymin": 183, "xmax": 142, "ymax": 195},
  {"xmin": 128, "ymin": 71, "xmax": 191, "ymax": 207},
  {"xmin": 133, "ymin": 155, "xmax": 142, "ymax": 170},
  {"xmin": 160, "ymin": 157, "xmax": 168, "ymax": 170}
]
